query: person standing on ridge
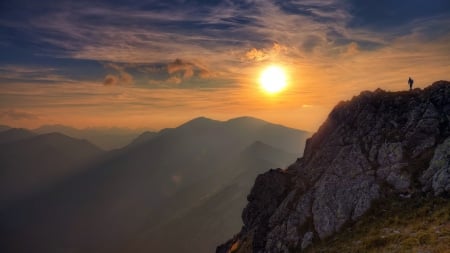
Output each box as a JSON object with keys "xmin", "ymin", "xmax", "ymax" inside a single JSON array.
[{"xmin": 408, "ymin": 77, "xmax": 414, "ymax": 91}]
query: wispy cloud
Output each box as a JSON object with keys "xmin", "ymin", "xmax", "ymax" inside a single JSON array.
[
  {"xmin": 0, "ymin": 0, "xmax": 449, "ymax": 130},
  {"xmin": 0, "ymin": 65, "xmax": 75, "ymax": 83},
  {"xmin": 4, "ymin": 0, "xmax": 447, "ymax": 80},
  {"xmin": 0, "ymin": 109, "xmax": 39, "ymax": 120}
]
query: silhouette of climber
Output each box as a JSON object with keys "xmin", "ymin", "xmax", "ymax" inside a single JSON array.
[{"xmin": 408, "ymin": 77, "xmax": 414, "ymax": 91}]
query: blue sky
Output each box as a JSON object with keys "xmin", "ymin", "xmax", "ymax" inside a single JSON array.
[{"xmin": 0, "ymin": 0, "xmax": 449, "ymax": 130}]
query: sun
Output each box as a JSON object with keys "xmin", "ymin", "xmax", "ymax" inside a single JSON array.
[{"xmin": 259, "ymin": 65, "xmax": 288, "ymax": 94}]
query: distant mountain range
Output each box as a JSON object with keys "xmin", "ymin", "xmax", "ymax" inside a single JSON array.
[
  {"xmin": 0, "ymin": 116, "xmax": 310, "ymax": 253},
  {"xmin": 0, "ymin": 128, "xmax": 36, "ymax": 144},
  {"xmin": 0, "ymin": 129, "xmax": 103, "ymax": 207},
  {"xmin": 0, "ymin": 125, "xmax": 11, "ymax": 132},
  {"xmin": 34, "ymin": 125, "xmax": 150, "ymax": 150},
  {"xmin": 128, "ymin": 140, "xmax": 299, "ymax": 253}
]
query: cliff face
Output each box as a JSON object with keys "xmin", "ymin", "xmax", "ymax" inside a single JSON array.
[{"xmin": 218, "ymin": 81, "xmax": 450, "ymax": 253}]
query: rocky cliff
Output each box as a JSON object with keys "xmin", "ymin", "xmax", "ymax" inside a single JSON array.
[{"xmin": 217, "ymin": 81, "xmax": 450, "ymax": 253}]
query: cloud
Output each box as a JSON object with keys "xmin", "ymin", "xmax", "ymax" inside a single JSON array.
[
  {"xmin": 0, "ymin": 65, "xmax": 74, "ymax": 83},
  {"xmin": 0, "ymin": 109, "xmax": 39, "ymax": 120},
  {"xmin": 148, "ymin": 76, "xmax": 182, "ymax": 87},
  {"xmin": 243, "ymin": 43, "xmax": 288, "ymax": 62},
  {"xmin": 345, "ymin": 41, "xmax": 359, "ymax": 56},
  {"xmin": 245, "ymin": 48, "xmax": 268, "ymax": 62},
  {"xmin": 146, "ymin": 59, "xmax": 213, "ymax": 87},
  {"xmin": 302, "ymin": 35, "xmax": 324, "ymax": 53},
  {"xmin": 100, "ymin": 59, "xmax": 215, "ymax": 87},
  {"xmin": 103, "ymin": 74, "xmax": 118, "ymax": 86},
  {"xmin": 3, "ymin": 0, "xmax": 446, "ymax": 87},
  {"xmin": 3, "ymin": 0, "xmax": 448, "ymax": 64},
  {"xmin": 0, "ymin": 0, "xmax": 449, "ymax": 132},
  {"xmin": 103, "ymin": 63, "xmax": 134, "ymax": 86},
  {"xmin": 167, "ymin": 59, "xmax": 212, "ymax": 79},
  {"xmin": 167, "ymin": 59, "xmax": 195, "ymax": 79}
]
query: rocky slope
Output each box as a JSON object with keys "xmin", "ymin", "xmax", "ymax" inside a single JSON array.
[{"xmin": 218, "ymin": 81, "xmax": 450, "ymax": 253}]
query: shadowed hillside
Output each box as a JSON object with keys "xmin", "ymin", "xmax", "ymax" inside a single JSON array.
[
  {"xmin": 34, "ymin": 125, "xmax": 148, "ymax": 150},
  {"xmin": 125, "ymin": 141, "xmax": 298, "ymax": 253},
  {"xmin": 0, "ymin": 128, "xmax": 35, "ymax": 144},
  {"xmin": 0, "ymin": 116, "xmax": 309, "ymax": 253},
  {"xmin": 0, "ymin": 131, "xmax": 103, "ymax": 207}
]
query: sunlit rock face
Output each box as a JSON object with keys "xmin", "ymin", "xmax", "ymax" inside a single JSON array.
[{"xmin": 218, "ymin": 81, "xmax": 450, "ymax": 253}]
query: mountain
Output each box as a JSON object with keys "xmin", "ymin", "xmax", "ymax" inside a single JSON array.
[
  {"xmin": 0, "ymin": 116, "xmax": 310, "ymax": 253},
  {"xmin": 34, "ymin": 125, "xmax": 147, "ymax": 150},
  {"xmin": 125, "ymin": 141, "xmax": 298, "ymax": 253},
  {"xmin": 0, "ymin": 125, "xmax": 10, "ymax": 132},
  {"xmin": 0, "ymin": 128, "xmax": 36, "ymax": 144},
  {"xmin": 0, "ymin": 132, "xmax": 103, "ymax": 207},
  {"xmin": 218, "ymin": 81, "xmax": 450, "ymax": 253},
  {"xmin": 129, "ymin": 131, "xmax": 159, "ymax": 146}
]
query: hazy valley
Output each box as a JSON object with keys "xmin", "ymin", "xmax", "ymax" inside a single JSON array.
[{"xmin": 0, "ymin": 116, "xmax": 310, "ymax": 253}]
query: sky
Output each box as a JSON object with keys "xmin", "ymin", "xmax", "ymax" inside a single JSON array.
[{"xmin": 0, "ymin": 0, "xmax": 449, "ymax": 132}]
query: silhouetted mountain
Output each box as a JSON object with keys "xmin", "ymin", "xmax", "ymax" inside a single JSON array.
[
  {"xmin": 127, "ymin": 141, "xmax": 298, "ymax": 253},
  {"xmin": 0, "ymin": 128, "xmax": 36, "ymax": 144},
  {"xmin": 129, "ymin": 131, "xmax": 159, "ymax": 146},
  {"xmin": 0, "ymin": 116, "xmax": 309, "ymax": 253},
  {"xmin": 224, "ymin": 116, "xmax": 307, "ymax": 153},
  {"xmin": 218, "ymin": 81, "xmax": 450, "ymax": 253},
  {"xmin": 34, "ymin": 125, "xmax": 146, "ymax": 150},
  {"xmin": 0, "ymin": 125, "xmax": 10, "ymax": 132},
  {"xmin": 242, "ymin": 141, "xmax": 297, "ymax": 163},
  {"xmin": 0, "ymin": 132, "xmax": 103, "ymax": 206}
]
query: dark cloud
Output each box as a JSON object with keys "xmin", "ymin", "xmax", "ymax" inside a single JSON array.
[
  {"xmin": 0, "ymin": 109, "xmax": 39, "ymax": 120},
  {"xmin": 103, "ymin": 74, "xmax": 118, "ymax": 86},
  {"xmin": 166, "ymin": 59, "xmax": 211, "ymax": 80}
]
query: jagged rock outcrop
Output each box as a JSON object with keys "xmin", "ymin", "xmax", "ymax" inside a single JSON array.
[{"xmin": 218, "ymin": 81, "xmax": 450, "ymax": 253}]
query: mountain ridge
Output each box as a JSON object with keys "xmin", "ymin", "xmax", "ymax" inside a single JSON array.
[
  {"xmin": 0, "ymin": 131, "xmax": 103, "ymax": 207},
  {"xmin": 218, "ymin": 80, "xmax": 450, "ymax": 253},
  {"xmin": 0, "ymin": 115, "xmax": 310, "ymax": 253},
  {"xmin": 34, "ymin": 124, "xmax": 146, "ymax": 150},
  {"xmin": 0, "ymin": 128, "xmax": 36, "ymax": 144}
]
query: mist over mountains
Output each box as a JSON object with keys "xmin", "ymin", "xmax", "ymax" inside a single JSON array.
[
  {"xmin": 34, "ymin": 125, "xmax": 149, "ymax": 150},
  {"xmin": 0, "ymin": 116, "xmax": 310, "ymax": 253},
  {"xmin": 0, "ymin": 129, "xmax": 103, "ymax": 206}
]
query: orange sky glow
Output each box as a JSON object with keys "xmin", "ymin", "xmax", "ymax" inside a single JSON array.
[{"xmin": 1, "ymin": 1, "xmax": 449, "ymax": 132}]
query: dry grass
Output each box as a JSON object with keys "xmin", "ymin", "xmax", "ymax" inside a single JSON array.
[{"xmin": 304, "ymin": 195, "xmax": 450, "ymax": 253}]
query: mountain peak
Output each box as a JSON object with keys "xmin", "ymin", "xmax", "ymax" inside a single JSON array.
[
  {"xmin": 178, "ymin": 116, "xmax": 219, "ymax": 129},
  {"xmin": 226, "ymin": 116, "xmax": 268, "ymax": 124},
  {"xmin": 225, "ymin": 116, "xmax": 271, "ymax": 128},
  {"xmin": 218, "ymin": 81, "xmax": 450, "ymax": 253},
  {"xmin": 25, "ymin": 132, "xmax": 102, "ymax": 152}
]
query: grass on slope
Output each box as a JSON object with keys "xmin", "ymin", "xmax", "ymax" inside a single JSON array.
[{"xmin": 305, "ymin": 195, "xmax": 450, "ymax": 253}]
